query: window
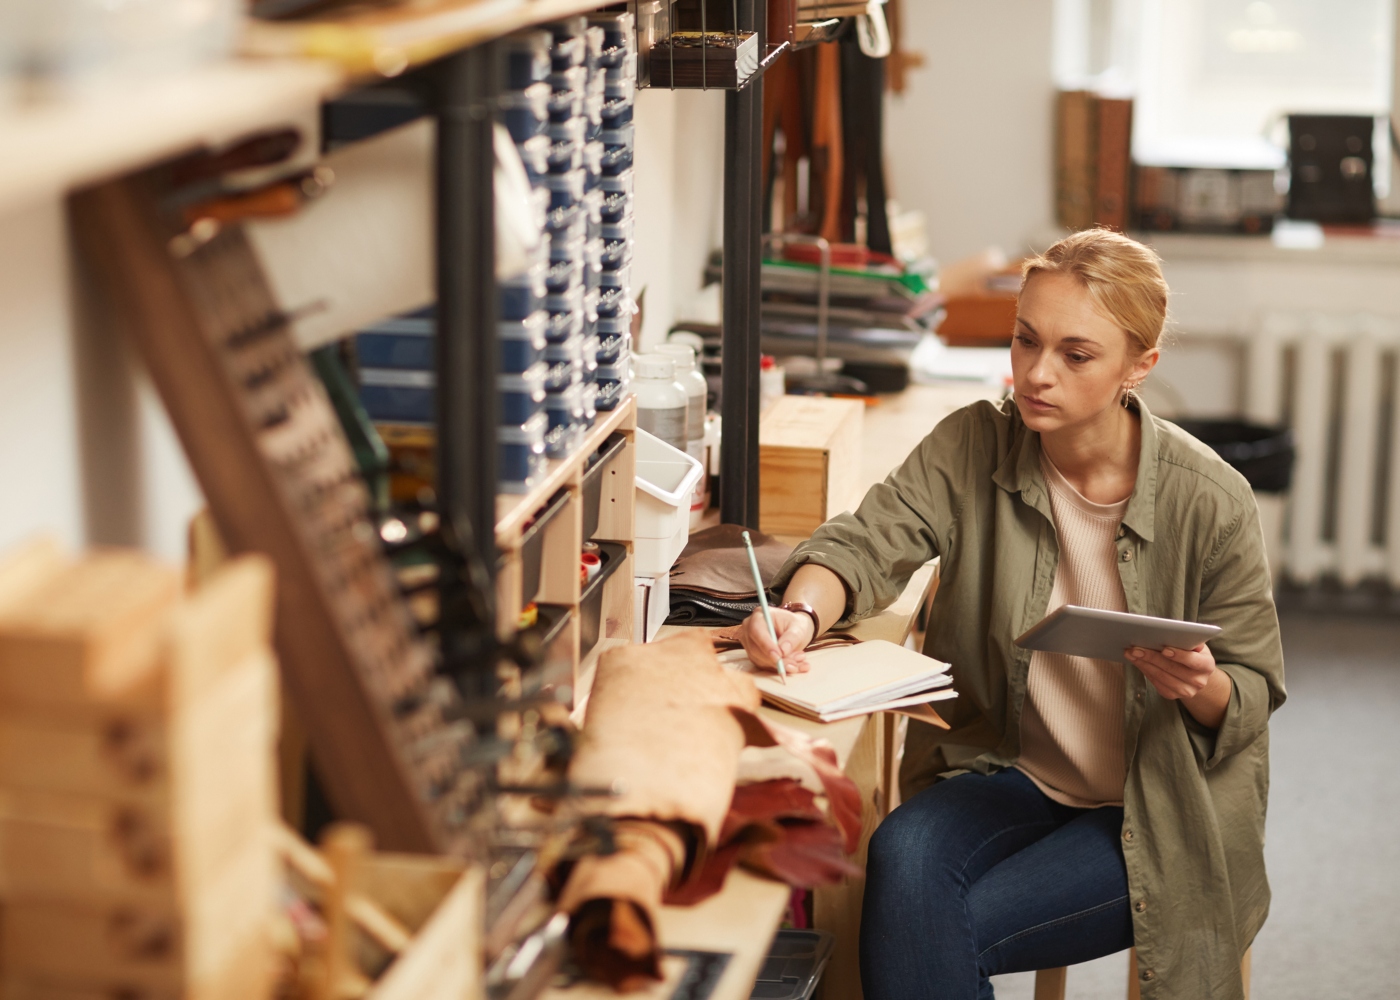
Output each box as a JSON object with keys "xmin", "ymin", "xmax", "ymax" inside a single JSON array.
[{"xmin": 1053, "ymin": 0, "xmax": 1394, "ymax": 173}]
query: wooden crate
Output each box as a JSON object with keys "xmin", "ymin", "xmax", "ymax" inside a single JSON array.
[
  {"xmin": 759, "ymin": 396, "xmax": 865, "ymax": 538},
  {"xmin": 0, "ymin": 543, "xmax": 280, "ymax": 1000}
]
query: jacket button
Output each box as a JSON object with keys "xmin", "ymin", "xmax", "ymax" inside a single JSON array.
[
  {"xmin": 1117, "ymin": 526, "xmax": 1126, "ymax": 539},
  {"xmin": 1123, "ymin": 828, "xmax": 1134, "ymax": 842},
  {"xmin": 1136, "ymin": 690, "xmax": 1144, "ymax": 701},
  {"xmin": 1121, "ymin": 549, "xmax": 1134, "ymax": 562},
  {"xmin": 1135, "ymin": 900, "xmax": 1147, "ymax": 912},
  {"xmin": 1143, "ymin": 969, "xmax": 1155, "ymax": 981}
]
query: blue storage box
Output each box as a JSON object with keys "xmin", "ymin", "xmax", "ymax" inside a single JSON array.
[
  {"xmin": 600, "ymin": 196, "xmax": 632, "ymax": 227},
  {"xmin": 499, "ymin": 362, "xmax": 548, "ymax": 424},
  {"xmin": 601, "ymin": 96, "xmax": 634, "ymax": 127},
  {"xmin": 600, "ymin": 237, "xmax": 632, "ymax": 270},
  {"xmin": 545, "ymin": 358, "xmax": 583, "ymax": 392},
  {"xmin": 545, "ymin": 310, "xmax": 583, "ymax": 345},
  {"xmin": 546, "ymin": 257, "xmax": 584, "ymax": 293},
  {"xmin": 545, "ymin": 333, "xmax": 585, "ymax": 367},
  {"xmin": 596, "ymin": 313, "xmax": 630, "ymax": 339},
  {"xmin": 500, "ymin": 263, "xmax": 547, "ymax": 319},
  {"xmin": 545, "ymin": 381, "xmax": 586, "ymax": 429},
  {"xmin": 596, "ymin": 331, "xmax": 630, "ymax": 365},
  {"xmin": 500, "ymin": 312, "xmax": 548, "ymax": 372},
  {"xmin": 546, "ymin": 282, "xmax": 584, "ymax": 313},
  {"xmin": 600, "ymin": 167, "xmax": 634, "ymax": 197},
  {"xmin": 359, "ymin": 368, "xmax": 434, "ymax": 424},
  {"xmin": 356, "ymin": 316, "xmax": 433, "ymax": 370},
  {"xmin": 499, "ymin": 411, "xmax": 549, "ymax": 493},
  {"xmin": 500, "ymin": 83, "xmax": 550, "ymax": 142},
  {"xmin": 596, "ymin": 286, "xmax": 630, "ymax": 317},
  {"xmin": 502, "ymin": 32, "xmax": 551, "ymax": 89},
  {"xmin": 594, "ymin": 373, "xmax": 632, "ymax": 412},
  {"xmin": 599, "ymin": 264, "xmax": 631, "ymax": 291}
]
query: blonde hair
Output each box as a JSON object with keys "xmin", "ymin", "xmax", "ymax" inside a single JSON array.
[{"xmin": 1021, "ymin": 229, "xmax": 1168, "ymax": 359}]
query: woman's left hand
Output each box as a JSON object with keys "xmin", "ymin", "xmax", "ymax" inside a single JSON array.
[
  {"xmin": 1126, "ymin": 643, "xmax": 1232, "ymax": 729},
  {"xmin": 1127, "ymin": 643, "xmax": 1215, "ymax": 700}
]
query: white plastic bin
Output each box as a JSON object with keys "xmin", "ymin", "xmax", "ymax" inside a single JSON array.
[{"xmin": 633, "ymin": 428, "xmax": 704, "ymax": 576}]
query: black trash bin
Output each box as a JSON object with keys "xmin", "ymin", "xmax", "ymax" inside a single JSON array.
[{"xmin": 1172, "ymin": 420, "xmax": 1296, "ymax": 493}]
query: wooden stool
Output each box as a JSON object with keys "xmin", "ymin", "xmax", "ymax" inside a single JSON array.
[{"xmin": 1032, "ymin": 947, "xmax": 1251, "ymax": 999}]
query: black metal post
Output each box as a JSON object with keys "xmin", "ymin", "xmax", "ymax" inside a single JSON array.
[
  {"xmin": 433, "ymin": 44, "xmax": 499, "ymax": 695},
  {"xmin": 720, "ymin": 0, "xmax": 765, "ymax": 528}
]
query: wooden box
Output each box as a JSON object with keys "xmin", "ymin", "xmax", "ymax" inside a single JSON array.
[{"xmin": 759, "ymin": 396, "xmax": 864, "ymax": 538}]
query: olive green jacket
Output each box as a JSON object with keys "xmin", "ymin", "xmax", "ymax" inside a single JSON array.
[{"xmin": 773, "ymin": 397, "xmax": 1285, "ymax": 1000}]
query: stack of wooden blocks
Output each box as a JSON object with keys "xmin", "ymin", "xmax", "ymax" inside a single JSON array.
[{"xmin": 0, "ymin": 540, "xmax": 280, "ymax": 1000}]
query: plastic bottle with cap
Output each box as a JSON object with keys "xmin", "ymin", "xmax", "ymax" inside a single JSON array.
[
  {"xmin": 656, "ymin": 343, "xmax": 710, "ymax": 525},
  {"xmin": 655, "ymin": 344, "xmax": 707, "ymax": 462},
  {"xmin": 632, "ymin": 353, "xmax": 688, "ymax": 452}
]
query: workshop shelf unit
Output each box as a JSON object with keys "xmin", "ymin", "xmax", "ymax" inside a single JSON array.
[{"xmin": 493, "ymin": 397, "xmax": 639, "ymax": 702}]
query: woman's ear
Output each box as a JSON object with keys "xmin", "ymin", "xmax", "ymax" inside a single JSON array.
[{"xmin": 1130, "ymin": 347, "xmax": 1160, "ymax": 385}]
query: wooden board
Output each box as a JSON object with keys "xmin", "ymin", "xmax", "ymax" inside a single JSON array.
[{"xmin": 70, "ymin": 171, "xmax": 478, "ymax": 855}]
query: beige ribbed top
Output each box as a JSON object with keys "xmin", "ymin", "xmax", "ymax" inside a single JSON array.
[{"xmin": 1016, "ymin": 455, "xmax": 1130, "ymax": 808}]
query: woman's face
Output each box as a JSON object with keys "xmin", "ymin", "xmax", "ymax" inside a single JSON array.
[{"xmin": 1010, "ymin": 271, "xmax": 1158, "ymax": 435}]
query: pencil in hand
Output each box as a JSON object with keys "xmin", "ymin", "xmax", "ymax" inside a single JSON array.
[{"xmin": 742, "ymin": 530, "xmax": 787, "ymax": 685}]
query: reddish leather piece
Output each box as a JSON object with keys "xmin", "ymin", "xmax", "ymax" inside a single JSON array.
[
  {"xmin": 741, "ymin": 819, "xmax": 862, "ymax": 886},
  {"xmin": 731, "ymin": 711, "xmax": 864, "ymax": 854}
]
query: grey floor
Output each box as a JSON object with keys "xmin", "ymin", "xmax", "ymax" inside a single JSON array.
[{"xmin": 990, "ymin": 611, "xmax": 1400, "ymax": 1000}]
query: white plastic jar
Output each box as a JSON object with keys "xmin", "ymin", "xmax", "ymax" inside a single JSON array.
[
  {"xmin": 656, "ymin": 343, "xmax": 710, "ymax": 525},
  {"xmin": 633, "ymin": 354, "xmax": 688, "ymax": 452},
  {"xmin": 655, "ymin": 343, "xmax": 707, "ymax": 464}
]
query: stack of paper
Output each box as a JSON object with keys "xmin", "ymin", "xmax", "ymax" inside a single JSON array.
[{"xmin": 725, "ymin": 639, "xmax": 956, "ymax": 723}]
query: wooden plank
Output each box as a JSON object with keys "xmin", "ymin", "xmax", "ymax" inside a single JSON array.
[
  {"xmin": 0, "ymin": 60, "xmax": 340, "ymax": 218},
  {"xmin": 245, "ymin": 0, "xmax": 624, "ymax": 74},
  {"xmin": 368, "ymin": 865, "xmax": 485, "ymax": 1000}
]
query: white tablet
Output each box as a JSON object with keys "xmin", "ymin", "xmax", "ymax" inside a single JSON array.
[{"xmin": 1014, "ymin": 605, "xmax": 1222, "ymax": 663}]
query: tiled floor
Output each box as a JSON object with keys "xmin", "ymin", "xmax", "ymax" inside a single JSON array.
[{"xmin": 989, "ymin": 611, "xmax": 1400, "ymax": 999}]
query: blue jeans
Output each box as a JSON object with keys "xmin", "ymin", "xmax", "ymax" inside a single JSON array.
[{"xmin": 860, "ymin": 768, "xmax": 1133, "ymax": 1000}]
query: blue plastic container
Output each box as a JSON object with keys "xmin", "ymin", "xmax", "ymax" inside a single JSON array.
[
  {"xmin": 499, "ymin": 412, "xmax": 549, "ymax": 493},
  {"xmin": 596, "ymin": 331, "xmax": 630, "ymax": 365},
  {"xmin": 358, "ymin": 368, "xmax": 434, "ymax": 424},
  {"xmin": 499, "ymin": 362, "xmax": 548, "ymax": 424},
  {"xmin": 500, "ymin": 263, "xmax": 547, "ymax": 319},
  {"xmin": 502, "ymin": 32, "xmax": 551, "ymax": 89},
  {"xmin": 356, "ymin": 316, "xmax": 433, "ymax": 370},
  {"xmin": 500, "ymin": 312, "xmax": 548, "ymax": 373}
]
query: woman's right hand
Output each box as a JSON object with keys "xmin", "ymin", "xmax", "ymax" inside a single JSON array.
[{"xmin": 737, "ymin": 607, "xmax": 816, "ymax": 674}]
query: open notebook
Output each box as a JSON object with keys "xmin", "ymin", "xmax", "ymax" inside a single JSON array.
[{"xmin": 720, "ymin": 639, "xmax": 956, "ymax": 723}]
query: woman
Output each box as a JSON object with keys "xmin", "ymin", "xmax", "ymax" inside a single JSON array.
[{"xmin": 738, "ymin": 229, "xmax": 1285, "ymax": 1000}]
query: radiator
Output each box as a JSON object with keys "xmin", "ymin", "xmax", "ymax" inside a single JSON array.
[{"xmin": 1247, "ymin": 313, "xmax": 1400, "ymax": 587}]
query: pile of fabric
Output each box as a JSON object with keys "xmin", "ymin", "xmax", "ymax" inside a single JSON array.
[{"xmin": 555, "ymin": 632, "xmax": 861, "ymax": 990}]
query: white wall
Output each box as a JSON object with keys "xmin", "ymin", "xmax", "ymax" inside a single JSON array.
[
  {"xmin": 884, "ymin": 0, "xmax": 1058, "ymax": 267},
  {"xmin": 630, "ymin": 87, "xmax": 726, "ymax": 352}
]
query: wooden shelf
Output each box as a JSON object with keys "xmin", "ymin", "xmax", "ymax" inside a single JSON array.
[
  {"xmin": 0, "ymin": 58, "xmax": 344, "ymax": 217},
  {"xmin": 496, "ymin": 397, "xmax": 637, "ymax": 549},
  {"xmin": 0, "ymin": 0, "xmax": 622, "ymax": 217},
  {"xmin": 244, "ymin": 0, "xmax": 622, "ymax": 75}
]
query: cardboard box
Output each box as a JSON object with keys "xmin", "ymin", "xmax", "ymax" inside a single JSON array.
[{"xmin": 759, "ymin": 396, "xmax": 864, "ymax": 538}]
